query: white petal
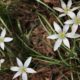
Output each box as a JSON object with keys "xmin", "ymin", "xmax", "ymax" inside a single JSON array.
[
  {"xmin": 59, "ymin": 14, "xmax": 66, "ymax": 17},
  {"xmin": 47, "ymin": 34, "xmax": 58, "ymax": 40},
  {"xmin": 66, "ymin": 33, "xmax": 80, "ymax": 38},
  {"xmin": 71, "ymin": 7, "xmax": 79, "ymax": 11},
  {"xmin": 66, "ymin": 33, "xmax": 73, "ymax": 38},
  {"xmin": 13, "ymin": 71, "xmax": 21, "ymax": 79},
  {"xmin": 0, "ymin": 59, "xmax": 5, "ymax": 63},
  {"xmin": 24, "ymin": 57, "xmax": 32, "ymax": 67},
  {"xmin": 54, "ymin": 39, "xmax": 62, "ymax": 51},
  {"xmin": 10, "ymin": 67, "xmax": 19, "ymax": 71},
  {"xmin": 0, "ymin": 43, "xmax": 4, "ymax": 50},
  {"xmin": 61, "ymin": 0, "xmax": 66, "ymax": 9},
  {"xmin": 53, "ymin": 7, "xmax": 64, "ymax": 12},
  {"xmin": 73, "ymin": 34, "xmax": 80, "ymax": 38},
  {"xmin": 63, "ymin": 24, "xmax": 70, "ymax": 33},
  {"xmin": 77, "ymin": 10, "xmax": 80, "ymax": 18},
  {"xmin": 72, "ymin": 24, "xmax": 78, "ymax": 33},
  {"xmin": 1, "ymin": 29, "xmax": 6, "ymax": 37},
  {"xmin": 26, "ymin": 68, "xmax": 36, "ymax": 73},
  {"xmin": 67, "ymin": 0, "xmax": 72, "ymax": 8},
  {"xmin": 67, "ymin": 12, "xmax": 76, "ymax": 19},
  {"xmin": 22, "ymin": 72, "xmax": 27, "ymax": 80},
  {"xmin": 54, "ymin": 22, "xmax": 62, "ymax": 33},
  {"xmin": 4, "ymin": 37, "xmax": 13, "ymax": 42},
  {"xmin": 16, "ymin": 58, "xmax": 23, "ymax": 67},
  {"xmin": 63, "ymin": 38, "xmax": 70, "ymax": 48},
  {"xmin": 65, "ymin": 20, "xmax": 74, "ymax": 24}
]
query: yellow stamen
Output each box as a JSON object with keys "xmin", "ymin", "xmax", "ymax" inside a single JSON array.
[
  {"xmin": 59, "ymin": 32, "xmax": 65, "ymax": 39},
  {"xmin": 0, "ymin": 37, "xmax": 4, "ymax": 43}
]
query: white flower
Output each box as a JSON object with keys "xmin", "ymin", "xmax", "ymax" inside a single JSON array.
[
  {"xmin": 53, "ymin": 0, "xmax": 78, "ymax": 17},
  {"xmin": 65, "ymin": 11, "xmax": 80, "ymax": 33},
  {"xmin": 10, "ymin": 57, "xmax": 36, "ymax": 80},
  {"xmin": 36, "ymin": 0, "xmax": 40, "ymax": 2},
  {"xmin": 0, "ymin": 28, "xmax": 13, "ymax": 50},
  {"xmin": 0, "ymin": 59, "xmax": 5, "ymax": 70},
  {"xmin": 47, "ymin": 22, "xmax": 80, "ymax": 51}
]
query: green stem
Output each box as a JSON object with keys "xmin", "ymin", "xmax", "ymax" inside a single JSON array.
[
  {"xmin": 0, "ymin": 17, "xmax": 11, "ymax": 34},
  {"xmin": 36, "ymin": 0, "xmax": 63, "ymax": 26},
  {"xmin": 70, "ymin": 60, "xmax": 74, "ymax": 80},
  {"xmin": 37, "ymin": 12, "xmax": 55, "ymax": 33},
  {"xmin": 57, "ymin": 50, "xmax": 70, "ymax": 66}
]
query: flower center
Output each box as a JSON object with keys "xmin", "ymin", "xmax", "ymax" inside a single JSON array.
[
  {"xmin": 20, "ymin": 67, "xmax": 26, "ymax": 73},
  {"xmin": 64, "ymin": 8, "xmax": 70, "ymax": 14},
  {"xmin": 0, "ymin": 37, "xmax": 4, "ymax": 43},
  {"xmin": 59, "ymin": 32, "xmax": 65, "ymax": 39},
  {"xmin": 75, "ymin": 17, "xmax": 80, "ymax": 24}
]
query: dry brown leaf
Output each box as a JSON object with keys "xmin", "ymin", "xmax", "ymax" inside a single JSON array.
[
  {"xmin": 31, "ymin": 67, "xmax": 52, "ymax": 80},
  {"xmin": 31, "ymin": 26, "xmax": 54, "ymax": 56},
  {"xmin": 43, "ymin": 0, "xmax": 60, "ymax": 6}
]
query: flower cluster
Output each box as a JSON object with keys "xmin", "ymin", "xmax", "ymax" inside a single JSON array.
[
  {"xmin": 0, "ymin": 57, "xmax": 36, "ymax": 80},
  {"xmin": 0, "ymin": 29, "xmax": 36, "ymax": 80},
  {"xmin": 0, "ymin": 0, "xmax": 80, "ymax": 80},
  {"xmin": 0, "ymin": 28, "xmax": 13, "ymax": 70},
  {"xmin": 47, "ymin": 0, "xmax": 80, "ymax": 51}
]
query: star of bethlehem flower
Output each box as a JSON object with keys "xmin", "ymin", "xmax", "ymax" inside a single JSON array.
[
  {"xmin": 0, "ymin": 59, "xmax": 5, "ymax": 70},
  {"xmin": 65, "ymin": 11, "xmax": 80, "ymax": 33},
  {"xmin": 10, "ymin": 57, "xmax": 36, "ymax": 80},
  {"xmin": 47, "ymin": 22, "xmax": 80, "ymax": 51},
  {"xmin": 0, "ymin": 28, "xmax": 13, "ymax": 50},
  {"xmin": 53, "ymin": 0, "xmax": 79, "ymax": 17}
]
